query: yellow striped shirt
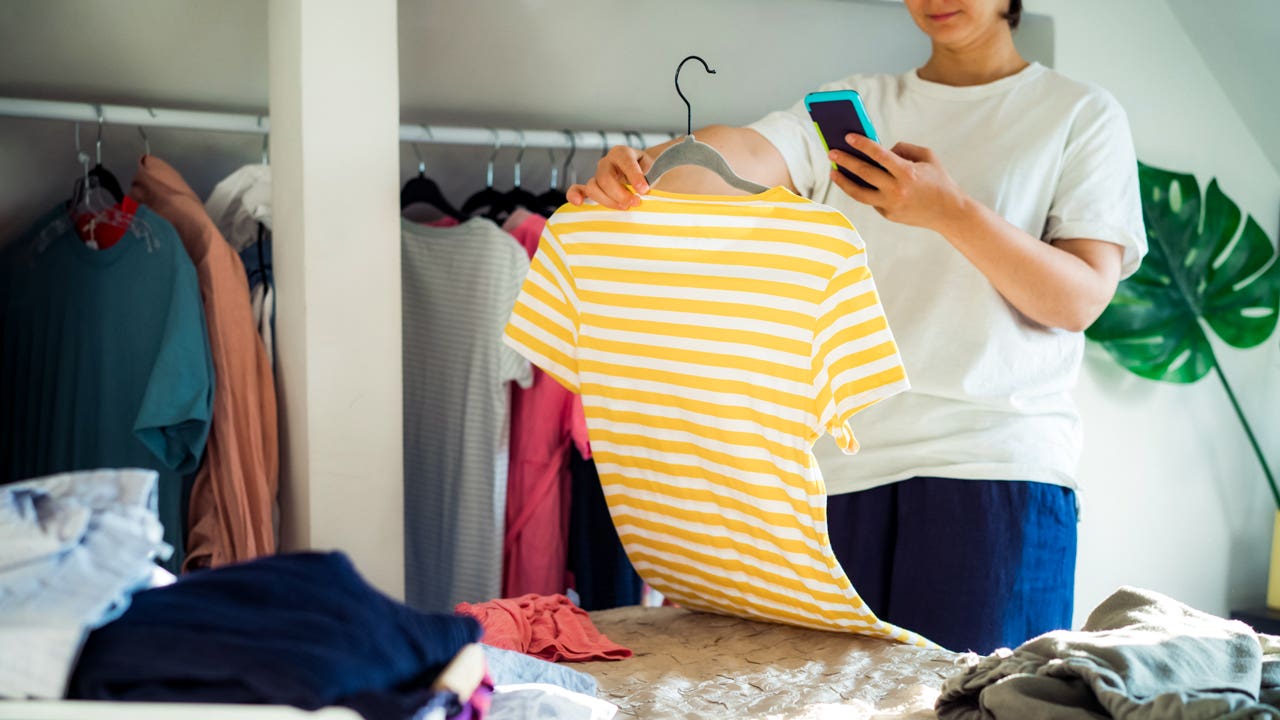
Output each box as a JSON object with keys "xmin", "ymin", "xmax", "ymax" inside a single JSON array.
[{"xmin": 504, "ymin": 186, "xmax": 928, "ymax": 647}]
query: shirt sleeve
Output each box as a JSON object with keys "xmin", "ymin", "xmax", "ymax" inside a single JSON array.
[
  {"xmin": 813, "ymin": 249, "xmax": 911, "ymax": 454},
  {"xmin": 747, "ymin": 97, "xmax": 833, "ymax": 202},
  {"xmin": 1043, "ymin": 89, "xmax": 1148, "ymax": 278},
  {"xmin": 134, "ymin": 259, "xmax": 215, "ymax": 474},
  {"xmin": 499, "ymin": 240, "xmax": 534, "ymax": 389},
  {"xmin": 504, "ymin": 223, "xmax": 580, "ymax": 394}
]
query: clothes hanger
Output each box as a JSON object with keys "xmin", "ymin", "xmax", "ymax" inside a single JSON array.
[
  {"xmin": 460, "ymin": 128, "xmax": 506, "ymax": 219},
  {"xmin": 533, "ymin": 129, "xmax": 573, "ymax": 216},
  {"xmin": 400, "ymin": 125, "xmax": 463, "ymax": 220},
  {"xmin": 85, "ymin": 106, "xmax": 126, "ymax": 203},
  {"xmin": 562, "ymin": 129, "xmax": 581, "ymax": 189},
  {"xmin": 69, "ymin": 114, "xmax": 148, "ymax": 248},
  {"xmin": 490, "ymin": 128, "xmax": 539, "ymax": 222},
  {"xmin": 69, "ymin": 121, "xmax": 110, "ymax": 214},
  {"xmin": 644, "ymin": 55, "xmax": 769, "ymax": 195}
]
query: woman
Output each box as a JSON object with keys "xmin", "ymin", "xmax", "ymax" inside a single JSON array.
[{"xmin": 566, "ymin": 0, "xmax": 1145, "ymax": 654}]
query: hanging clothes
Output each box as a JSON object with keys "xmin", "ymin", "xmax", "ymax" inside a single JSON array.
[
  {"xmin": 130, "ymin": 155, "xmax": 279, "ymax": 571},
  {"xmin": 0, "ymin": 203, "xmax": 214, "ymax": 571},
  {"xmin": 205, "ymin": 165, "xmax": 275, "ymax": 365},
  {"xmin": 204, "ymin": 164, "xmax": 273, "ymax": 252},
  {"xmin": 566, "ymin": 446, "xmax": 643, "ymax": 611},
  {"xmin": 504, "ymin": 188, "xmax": 929, "ymax": 645},
  {"xmin": 401, "ymin": 217, "xmax": 532, "ymax": 613},
  {"xmin": 500, "ymin": 208, "xmax": 591, "ymax": 599}
]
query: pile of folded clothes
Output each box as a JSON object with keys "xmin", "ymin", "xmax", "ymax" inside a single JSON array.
[{"xmin": 0, "ymin": 469, "xmax": 624, "ymax": 720}]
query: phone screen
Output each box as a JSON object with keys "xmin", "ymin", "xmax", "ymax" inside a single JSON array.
[{"xmin": 808, "ymin": 99, "xmax": 884, "ymax": 190}]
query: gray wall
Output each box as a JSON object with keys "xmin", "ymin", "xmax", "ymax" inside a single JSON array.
[{"xmin": 1, "ymin": 0, "xmax": 1052, "ymax": 242}]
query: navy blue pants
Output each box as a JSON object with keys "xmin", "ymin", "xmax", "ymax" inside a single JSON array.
[{"xmin": 826, "ymin": 477, "xmax": 1077, "ymax": 654}]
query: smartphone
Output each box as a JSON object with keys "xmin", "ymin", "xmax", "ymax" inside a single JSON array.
[{"xmin": 804, "ymin": 89, "xmax": 884, "ymax": 190}]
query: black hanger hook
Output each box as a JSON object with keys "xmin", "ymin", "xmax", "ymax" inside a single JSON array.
[{"xmin": 674, "ymin": 55, "xmax": 716, "ymax": 137}]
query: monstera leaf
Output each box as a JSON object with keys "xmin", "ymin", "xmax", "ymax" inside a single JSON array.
[
  {"xmin": 1087, "ymin": 162, "xmax": 1280, "ymax": 380},
  {"xmin": 1086, "ymin": 161, "xmax": 1280, "ymax": 507}
]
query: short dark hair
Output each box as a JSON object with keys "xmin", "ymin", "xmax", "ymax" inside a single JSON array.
[{"xmin": 1004, "ymin": 0, "xmax": 1023, "ymax": 29}]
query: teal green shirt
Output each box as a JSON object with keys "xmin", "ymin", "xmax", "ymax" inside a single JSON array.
[{"xmin": 1, "ymin": 204, "xmax": 214, "ymax": 566}]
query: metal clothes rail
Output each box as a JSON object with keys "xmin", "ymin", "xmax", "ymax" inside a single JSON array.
[{"xmin": 0, "ymin": 97, "xmax": 677, "ymax": 151}]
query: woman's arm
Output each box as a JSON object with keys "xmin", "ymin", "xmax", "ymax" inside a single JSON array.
[{"xmin": 831, "ymin": 134, "xmax": 1123, "ymax": 332}]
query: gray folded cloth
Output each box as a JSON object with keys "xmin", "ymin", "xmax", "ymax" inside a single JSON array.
[
  {"xmin": 936, "ymin": 586, "xmax": 1280, "ymax": 719},
  {"xmin": 483, "ymin": 645, "xmax": 598, "ymax": 697}
]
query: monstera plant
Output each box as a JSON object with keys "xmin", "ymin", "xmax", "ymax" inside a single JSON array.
[{"xmin": 1086, "ymin": 162, "xmax": 1280, "ymax": 510}]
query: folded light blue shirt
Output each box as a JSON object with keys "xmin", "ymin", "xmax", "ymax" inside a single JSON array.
[{"xmin": 0, "ymin": 469, "xmax": 171, "ymax": 699}]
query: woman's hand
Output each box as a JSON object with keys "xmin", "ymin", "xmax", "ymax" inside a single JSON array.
[
  {"xmin": 829, "ymin": 134, "xmax": 966, "ymax": 234},
  {"xmin": 566, "ymin": 145, "xmax": 652, "ymax": 210}
]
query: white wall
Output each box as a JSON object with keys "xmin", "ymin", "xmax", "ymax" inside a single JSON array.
[
  {"xmin": 1036, "ymin": 0, "xmax": 1280, "ymax": 624},
  {"xmin": 1168, "ymin": 0, "xmax": 1280, "ymax": 177},
  {"xmin": 269, "ymin": 0, "xmax": 405, "ymax": 599}
]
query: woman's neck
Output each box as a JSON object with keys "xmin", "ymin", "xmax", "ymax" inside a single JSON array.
[{"xmin": 918, "ymin": 34, "xmax": 1028, "ymax": 87}]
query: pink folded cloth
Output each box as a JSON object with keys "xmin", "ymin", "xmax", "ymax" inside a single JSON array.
[{"xmin": 454, "ymin": 594, "xmax": 632, "ymax": 662}]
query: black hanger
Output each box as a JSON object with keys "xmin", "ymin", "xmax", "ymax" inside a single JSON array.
[
  {"xmin": 532, "ymin": 130, "xmax": 574, "ymax": 217},
  {"xmin": 401, "ymin": 129, "xmax": 463, "ymax": 220},
  {"xmin": 489, "ymin": 129, "xmax": 538, "ymax": 222},
  {"xmin": 460, "ymin": 129, "xmax": 507, "ymax": 219},
  {"xmin": 87, "ymin": 164, "xmax": 125, "ymax": 204},
  {"xmin": 68, "ymin": 115, "xmax": 124, "ymax": 210},
  {"xmin": 90, "ymin": 109, "xmax": 124, "ymax": 203}
]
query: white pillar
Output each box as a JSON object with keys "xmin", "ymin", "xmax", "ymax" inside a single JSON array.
[{"xmin": 268, "ymin": 0, "xmax": 404, "ymax": 598}]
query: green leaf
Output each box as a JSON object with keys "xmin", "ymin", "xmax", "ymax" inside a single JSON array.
[{"xmin": 1085, "ymin": 162, "xmax": 1280, "ymax": 383}]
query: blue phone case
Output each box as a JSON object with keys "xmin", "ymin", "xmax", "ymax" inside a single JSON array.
[{"xmin": 804, "ymin": 89, "xmax": 882, "ymax": 189}]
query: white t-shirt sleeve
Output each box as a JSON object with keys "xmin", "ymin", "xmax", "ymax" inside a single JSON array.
[
  {"xmin": 1043, "ymin": 89, "xmax": 1148, "ymax": 278},
  {"xmin": 747, "ymin": 98, "xmax": 832, "ymax": 201}
]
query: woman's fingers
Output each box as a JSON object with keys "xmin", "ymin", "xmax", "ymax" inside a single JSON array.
[
  {"xmin": 829, "ymin": 168, "xmax": 879, "ymax": 207},
  {"xmin": 845, "ymin": 133, "xmax": 905, "ymax": 174},
  {"xmin": 593, "ymin": 148, "xmax": 648, "ymax": 209},
  {"xmin": 829, "ymin": 149, "xmax": 894, "ymax": 191}
]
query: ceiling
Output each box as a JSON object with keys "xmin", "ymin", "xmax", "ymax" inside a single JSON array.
[{"xmin": 1168, "ymin": 0, "xmax": 1280, "ymax": 175}]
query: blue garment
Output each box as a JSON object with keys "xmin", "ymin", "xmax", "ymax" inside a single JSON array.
[
  {"xmin": 826, "ymin": 477, "xmax": 1078, "ymax": 654},
  {"xmin": 481, "ymin": 646, "xmax": 597, "ymax": 697},
  {"xmin": 0, "ymin": 469, "xmax": 170, "ymax": 699},
  {"xmin": 567, "ymin": 448, "xmax": 643, "ymax": 611},
  {"xmin": 68, "ymin": 552, "xmax": 481, "ymax": 720},
  {"xmin": 0, "ymin": 204, "xmax": 214, "ymax": 570}
]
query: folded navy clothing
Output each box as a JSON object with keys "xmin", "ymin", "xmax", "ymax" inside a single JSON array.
[{"xmin": 68, "ymin": 552, "xmax": 481, "ymax": 720}]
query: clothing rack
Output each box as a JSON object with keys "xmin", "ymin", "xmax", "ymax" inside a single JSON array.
[{"xmin": 0, "ymin": 97, "xmax": 677, "ymax": 151}]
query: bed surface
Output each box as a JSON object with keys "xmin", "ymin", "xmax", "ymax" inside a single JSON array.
[{"xmin": 577, "ymin": 606, "xmax": 959, "ymax": 719}]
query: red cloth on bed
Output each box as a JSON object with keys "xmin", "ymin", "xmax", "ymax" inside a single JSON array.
[{"xmin": 454, "ymin": 593, "xmax": 632, "ymax": 662}]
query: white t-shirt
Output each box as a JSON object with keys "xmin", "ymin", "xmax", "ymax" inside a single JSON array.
[{"xmin": 749, "ymin": 62, "xmax": 1146, "ymax": 495}]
